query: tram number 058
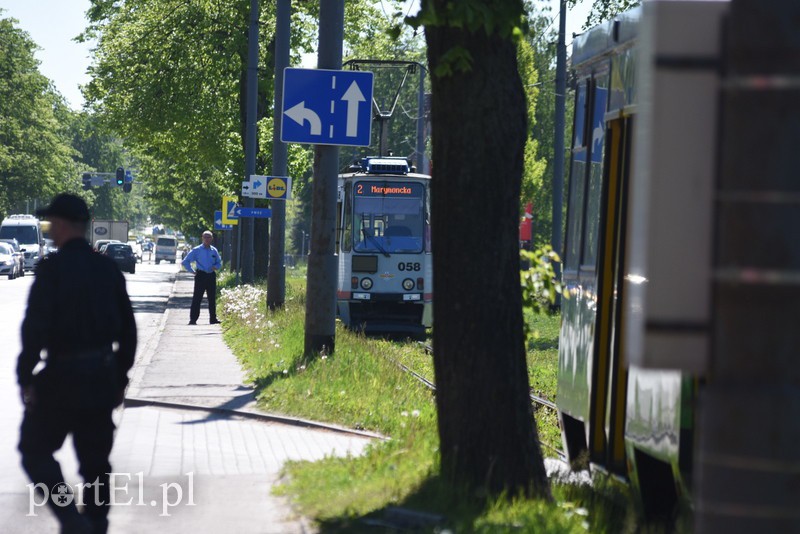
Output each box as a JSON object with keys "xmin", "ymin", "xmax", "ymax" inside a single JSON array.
[{"xmin": 398, "ymin": 262, "xmax": 421, "ymax": 272}]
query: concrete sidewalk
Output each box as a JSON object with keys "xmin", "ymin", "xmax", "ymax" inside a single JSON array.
[
  {"xmin": 125, "ymin": 271, "xmax": 258, "ymax": 409},
  {"xmin": 25, "ymin": 273, "xmax": 371, "ymax": 534},
  {"xmin": 107, "ymin": 273, "xmax": 373, "ymax": 533}
]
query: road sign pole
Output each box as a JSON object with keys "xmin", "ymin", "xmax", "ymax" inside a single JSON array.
[
  {"xmin": 304, "ymin": 0, "xmax": 343, "ymax": 356},
  {"xmin": 225, "ymin": 231, "xmax": 232, "ymax": 267},
  {"xmin": 234, "ymin": 222, "xmax": 241, "ymax": 283},
  {"xmin": 267, "ymin": 0, "xmax": 291, "ymax": 311},
  {"xmin": 551, "ymin": 0, "xmax": 567, "ymax": 307},
  {"xmin": 241, "ymin": 0, "xmax": 259, "ymax": 284}
]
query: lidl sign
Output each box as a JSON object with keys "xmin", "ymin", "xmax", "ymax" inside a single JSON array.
[{"xmin": 266, "ymin": 176, "xmax": 292, "ymax": 201}]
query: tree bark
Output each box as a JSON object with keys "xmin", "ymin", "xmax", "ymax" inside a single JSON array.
[{"xmin": 425, "ymin": 12, "xmax": 551, "ymax": 497}]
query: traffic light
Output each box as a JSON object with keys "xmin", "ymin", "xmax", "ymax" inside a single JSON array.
[
  {"xmin": 82, "ymin": 172, "xmax": 92, "ymax": 191},
  {"xmin": 122, "ymin": 169, "xmax": 133, "ymax": 193},
  {"xmin": 116, "ymin": 167, "xmax": 125, "ymax": 187}
]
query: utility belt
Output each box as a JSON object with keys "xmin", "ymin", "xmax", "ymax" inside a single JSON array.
[
  {"xmin": 35, "ymin": 345, "xmax": 118, "ymax": 396},
  {"xmin": 48, "ymin": 345, "xmax": 114, "ymax": 363}
]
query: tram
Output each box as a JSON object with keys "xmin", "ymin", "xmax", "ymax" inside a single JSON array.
[
  {"xmin": 555, "ymin": 1, "xmax": 728, "ymax": 519},
  {"xmin": 336, "ymin": 157, "xmax": 432, "ymax": 338}
]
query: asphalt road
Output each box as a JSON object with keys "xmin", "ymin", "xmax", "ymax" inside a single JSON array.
[{"xmin": 0, "ymin": 259, "xmax": 179, "ymax": 532}]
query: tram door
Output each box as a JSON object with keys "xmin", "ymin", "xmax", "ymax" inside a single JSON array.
[
  {"xmin": 592, "ymin": 114, "xmax": 633, "ymax": 476},
  {"xmin": 561, "ymin": 75, "xmax": 633, "ymax": 475}
]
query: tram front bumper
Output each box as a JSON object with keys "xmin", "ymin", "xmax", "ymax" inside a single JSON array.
[{"xmin": 340, "ymin": 293, "xmax": 427, "ymax": 338}]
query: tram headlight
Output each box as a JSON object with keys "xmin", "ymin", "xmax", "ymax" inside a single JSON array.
[
  {"xmin": 360, "ymin": 277, "xmax": 373, "ymax": 290},
  {"xmin": 402, "ymin": 278, "xmax": 415, "ymax": 291}
]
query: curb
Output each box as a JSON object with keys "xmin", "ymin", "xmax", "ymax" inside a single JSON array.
[{"xmin": 123, "ymin": 396, "xmax": 385, "ymax": 441}]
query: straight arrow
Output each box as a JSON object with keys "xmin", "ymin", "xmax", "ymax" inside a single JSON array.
[
  {"xmin": 341, "ymin": 81, "xmax": 366, "ymax": 137},
  {"xmin": 285, "ymin": 101, "xmax": 322, "ymax": 135}
]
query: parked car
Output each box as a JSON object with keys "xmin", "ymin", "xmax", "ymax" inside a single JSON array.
[
  {"xmin": 0, "ymin": 238, "xmax": 25, "ymax": 278},
  {"xmin": 0, "ymin": 214, "xmax": 43, "ymax": 271},
  {"xmin": 94, "ymin": 239, "xmax": 122, "ymax": 252},
  {"xmin": 0, "ymin": 242, "xmax": 22, "ymax": 279},
  {"xmin": 102, "ymin": 243, "xmax": 136, "ymax": 274}
]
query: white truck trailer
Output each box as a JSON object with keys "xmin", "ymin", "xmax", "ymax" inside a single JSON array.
[{"xmin": 90, "ymin": 220, "xmax": 129, "ymax": 248}]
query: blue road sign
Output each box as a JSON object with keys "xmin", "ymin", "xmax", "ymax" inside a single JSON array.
[
  {"xmin": 214, "ymin": 210, "xmax": 233, "ymax": 230},
  {"xmin": 234, "ymin": 207, "xmax": 272, "ymax": 218},
  {"xmin": 281, "ymin": 68, "xmax": 373, "ymax": 147}
]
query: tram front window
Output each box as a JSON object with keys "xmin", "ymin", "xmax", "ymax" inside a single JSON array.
[{"xmin": 353, "ymin": 181, "xmax": 425, "ymax": 254}]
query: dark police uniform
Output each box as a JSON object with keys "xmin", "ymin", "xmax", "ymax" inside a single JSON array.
[{"xmin": 17, "ymin": 195, "xmax": 136, "ymax": 533}]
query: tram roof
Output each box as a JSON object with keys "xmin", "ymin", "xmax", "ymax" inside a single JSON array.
[
  {"xmin": 339, "ymin": 172, "xmax": 431, "ymax": 180},
  {"xmin": 571, "ymin": 7, "xmax": 640, "ymax": 70}
]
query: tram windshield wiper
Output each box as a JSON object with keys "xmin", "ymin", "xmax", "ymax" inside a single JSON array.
[{"xmin": 361, "ymin": 227, "xmax": 390, "ymax": 257}]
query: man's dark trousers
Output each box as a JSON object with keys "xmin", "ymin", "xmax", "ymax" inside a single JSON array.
[
  {"xmin": 19, "ymin": 355, "xmax": 118, "ymax": 528},
  {"xmin": 190, "ymin": 270, "xmax": 217, "ymax": 323}
]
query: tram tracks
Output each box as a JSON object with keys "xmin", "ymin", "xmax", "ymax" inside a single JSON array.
[{"xmin": 397, "ymin": 343, "xmax": 566, "ymax": 460}]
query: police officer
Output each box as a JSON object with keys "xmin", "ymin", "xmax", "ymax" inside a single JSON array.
[
  {"xmin": 17, "ymin": 194, "xmax": 137, "ymax": 534},
  {"xmin": 182, "ymin": 230, "xmax": 222, "ymax": 325}
]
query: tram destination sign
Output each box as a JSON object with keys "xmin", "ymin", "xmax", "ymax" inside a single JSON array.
[{"xmin": 354, "ymin": 182, "xmax": 423, "ymax": 197}]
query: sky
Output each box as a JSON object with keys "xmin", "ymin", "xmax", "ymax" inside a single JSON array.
[{"xmin": 0, "ymin": 0, "xmax": 593, "ymax": 111}]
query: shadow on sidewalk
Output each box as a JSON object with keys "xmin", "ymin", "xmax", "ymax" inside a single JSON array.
[
  {"xmin": 172, "ymin": 389, "xmax": 257, "ymax": 426},
  {"xmin": 168, "ymin": 295, "xmax": 194, "ymax": 310},
  {"xmin": 131, "ymin": 300, "xmax": 170, "ymax": 314}
]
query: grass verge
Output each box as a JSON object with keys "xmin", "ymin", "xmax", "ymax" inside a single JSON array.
[{"xmin": 219, "ymin": 273, "xmax": 632, "ymax": 532}]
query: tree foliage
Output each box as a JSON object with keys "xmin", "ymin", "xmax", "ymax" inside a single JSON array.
[
  {"xmin": 82, "ymin": 0, "xmax": 396, "ymax": 239},
  {"xmin": 69, "ymin": 112, "xmax": 151, "ymax": 227},
  {"xmin": 525, "ymin": 3, "xmax": 563, "ymax": 249},
  {"xmin": 518, "ymin": 37, "xmax": 548, "ymax": 215},
  {"xmin": 584, "ymin": 0, "xmax": 640, "ymax": 29},
  {"xmin": 521, "ymin": 246, "xmax": 563, "ymax": 325},
  {"xmin": 0, "ymin": 15, "xmax": 80, "ymax": 218}
]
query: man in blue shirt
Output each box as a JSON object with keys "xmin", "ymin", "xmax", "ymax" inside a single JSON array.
[{"xmin": 182, "ymin": 230, "xmax": 222, "ymax": 325}]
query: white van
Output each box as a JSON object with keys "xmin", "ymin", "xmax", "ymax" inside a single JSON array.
[
  {"xmin": 0, "ymin": 215, "xmax": 43, "ymax": 271},
  {"xmin": 155, "ymin": 236, "xmax": 178, "ymax": 264}
]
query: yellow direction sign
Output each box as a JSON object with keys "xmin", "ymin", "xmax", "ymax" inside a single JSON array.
[{"xmin": 221, "ymin": 196, "xmax": 238, "ymax": 225}]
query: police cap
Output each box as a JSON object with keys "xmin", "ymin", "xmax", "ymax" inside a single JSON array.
[{"xmin": 36, "ymin": 193, "xmax": 91, "ymax": 222}]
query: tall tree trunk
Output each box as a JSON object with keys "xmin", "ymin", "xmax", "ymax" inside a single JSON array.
[{"xmin": 425, "ymin": 12, "xmax": 551, "ymax": 497}]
